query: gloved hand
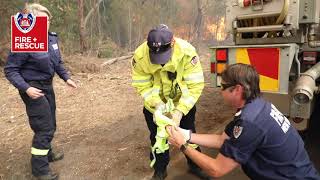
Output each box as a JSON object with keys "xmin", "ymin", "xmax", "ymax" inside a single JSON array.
[
  {"xmin": 177, "ymin": 127, "xmax": 191, "ymax": 143},
  {"xmin": 153, "ymin": 101, "xmax": 166, "ymax": 123},
  {"xmin": 171, "ymin": 109, "xmax": 183, "ymax": 126},
  {"xmin": 155, "ymin": 102, "xmax": 166, "ymax": 112}
]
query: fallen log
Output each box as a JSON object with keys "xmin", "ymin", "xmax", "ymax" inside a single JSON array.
[{"xmin": 101, "ymin": 52, "xmax": 134, "ymax": 66}]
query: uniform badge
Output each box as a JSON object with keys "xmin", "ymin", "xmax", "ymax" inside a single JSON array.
[
  {"xmin": 233, "ymin": 125, "xmax": 243, "ymax": 139},
  {"xmin": 190, "ymin": 56, "xmax": 199, "ymax": 66},
  {"xmin": 52, "ymin": 44, "xmax": 58, "ymax": 50},
  {"xmin": 152, "ymin": 42, "xmax": 162, "ymax": 52}
]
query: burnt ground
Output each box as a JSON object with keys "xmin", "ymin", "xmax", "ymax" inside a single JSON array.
[
  {"xmin": 1, "ymin": 52, "xmax": 319, "ymax": 180},
  {"xmin": 0, "ymin": 53, "xmax": 236, "ymax": 180}
]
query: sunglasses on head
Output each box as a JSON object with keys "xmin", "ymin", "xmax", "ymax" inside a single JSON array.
[
  {"xmin": 148, "ymin": 42, "xmax": 171, "ymax": 53},
  {"xmin": 220, "ymin": 83, "xmax": 235, "ymax": 91}
]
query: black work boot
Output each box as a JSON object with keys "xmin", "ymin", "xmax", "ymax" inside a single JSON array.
[
  {"xmin": 35, "ymin": 172, "xmax": 59, "ymax": 180},
  {"xmin": 188, "ymin": 166, "xmax": 212, "ymax": 180},
  {"xmin": 48, "ymin": 149, "xmax": 64, "ymax": 162},
  {"xmin": 151, "ymin": 170, "xmax": 168, "ymax": 180}
]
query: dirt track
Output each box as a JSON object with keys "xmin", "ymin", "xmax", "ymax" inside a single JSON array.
[{"xmin": 0, "ymin": 53, "xmax": 237, "ymax": 179}]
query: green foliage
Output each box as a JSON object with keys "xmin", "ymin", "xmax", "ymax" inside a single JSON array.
[
  {"xmin": 0, "ymin": 0, "xmax": 25, "ymax": 63},
  {"xmin": 0, "ymin": 0, "xmax": 225, "ymax": 58},
  {"xmin": 34, "ymin": 0, "xmax": 80, "ymax": 54},
  {"xmin": 100, "ymin": 0, "xmax": 181, "ymax": 51},
  {"xmin": 0, "ymin": 0, "xmax": 80, "ymax": 54},
  {"xmin": 0, "ymin": 1, "xmax": 25, "ymax": 39}
]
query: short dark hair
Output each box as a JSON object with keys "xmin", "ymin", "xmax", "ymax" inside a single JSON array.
[{"xmin": 221, "ymin": 63, "xmax": 261, "ymax": 101}]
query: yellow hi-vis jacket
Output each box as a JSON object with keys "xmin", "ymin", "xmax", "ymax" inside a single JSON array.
[{"xmin": 131, "ymin": 38, "xmax": 204, "ymax": 115}]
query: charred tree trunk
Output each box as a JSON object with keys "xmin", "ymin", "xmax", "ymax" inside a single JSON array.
[
  {"xmin": 78, "ymin": 0, "xmax": 87, "ymax": 53},
  {"xmin": 128, "ymin": 6, "xmax": 132, "ymax": 51},
  {"xmin": 193, "ymin": 0, "xmax": 204, "ymax": 41}
]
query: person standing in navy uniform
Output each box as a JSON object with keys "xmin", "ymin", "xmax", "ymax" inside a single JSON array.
[
  {"xmin": 167, "ymin": 63, "xmax": 320, "ymax": 180},
  {"xmin": 4, "ymin": 4, "xmax": 77, "ymax": 180}
]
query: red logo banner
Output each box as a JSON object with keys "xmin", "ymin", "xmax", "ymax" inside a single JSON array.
[{"xmin": 11, "ymin": 13, "xmax": 48, "ymax": 52}]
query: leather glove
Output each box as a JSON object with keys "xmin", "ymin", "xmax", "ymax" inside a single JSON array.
[
  {"xmin": 171, "ymin": 109, "xmax": 183, "ymax": 126},
  {"xmin": 178, "ymin": 127, "xmax": 191, "ymax": 143}
]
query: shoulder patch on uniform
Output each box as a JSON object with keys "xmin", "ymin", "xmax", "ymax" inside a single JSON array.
[
  {"xmin": 233, "ymin": 125, "xmax": 243, "ymax": 139},
  {"xmin": 52, "ymin": 43, "xmax": 58, "ymax": 50},
  {"xmin": 190, "ymin": 56, "xmax": 199, "ymax": 66},
  {"xmin": 49, "ymin": 32, "xmax": 57, "ymax": 36}
]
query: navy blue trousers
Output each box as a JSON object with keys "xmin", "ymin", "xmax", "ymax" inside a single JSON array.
[{"xmin": 19, "ymin": 80, "xmax": 56, "ymax": 176}]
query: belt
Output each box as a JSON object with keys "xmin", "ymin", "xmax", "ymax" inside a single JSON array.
[{"xmin": 27, "ymin": 79, "xmax": 53, "ymax": 85}]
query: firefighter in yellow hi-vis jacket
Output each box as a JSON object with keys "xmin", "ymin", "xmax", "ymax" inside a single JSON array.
[{"xmin": 131, "ymin": 24, "xmax": 209, "ymax": 180}]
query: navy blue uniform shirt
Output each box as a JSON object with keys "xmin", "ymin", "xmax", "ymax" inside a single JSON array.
[
  {"xmin": 220, "ymin": 98, "xmax": 320, "ymax": 180},
  {"xmin": 4, "ymin": 32, "xmax": 70, "ymax": 91}
]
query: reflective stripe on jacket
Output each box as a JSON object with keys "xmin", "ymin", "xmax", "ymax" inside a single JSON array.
[{"xmin": 132, "ymin": 38, "xmax": 204, "ymax": 115}]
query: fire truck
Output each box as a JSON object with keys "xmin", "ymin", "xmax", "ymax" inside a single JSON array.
[{"xmin": 210, "ymin": 0, "xmax": 320, "ymax": 131}]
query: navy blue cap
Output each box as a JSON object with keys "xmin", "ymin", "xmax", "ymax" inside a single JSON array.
[{"xmin": 147, "ymin": 24, "xmax": 173, "ymax": 64}]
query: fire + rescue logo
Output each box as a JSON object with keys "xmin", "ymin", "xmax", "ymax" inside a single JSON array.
[{"xmin": 11, "ymin": 9, "xmax": 48, "ymax": 52}]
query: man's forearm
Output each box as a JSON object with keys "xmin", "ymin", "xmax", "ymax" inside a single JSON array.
[
  {"xmin": 183, "ymin": 146, "xmax": 222, "ymax": 177},
  {"xmin": 190, "ymin": 133, "xmax": 225, "ymax": 149}
]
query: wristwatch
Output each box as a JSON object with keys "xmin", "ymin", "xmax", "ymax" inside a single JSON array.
[{"xmin": 180, "ymin": 142, "xmax": 189, "ymax": 153}]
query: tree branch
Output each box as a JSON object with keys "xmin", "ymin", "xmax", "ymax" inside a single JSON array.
[{"xmin": 84, "ymin": 0, "xmax": 103, "ymax": 28}]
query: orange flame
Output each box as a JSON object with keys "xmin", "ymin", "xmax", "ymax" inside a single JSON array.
[
  {"xmin": 165, "ymin": 16, "xmax": 227, "ymax": 42},
  {"xmin": 206, "ymin": 17, "xmax": 227, "ymax": 41}
]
